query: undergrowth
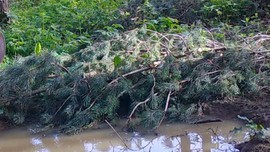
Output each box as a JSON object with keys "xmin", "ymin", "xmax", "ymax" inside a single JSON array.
[{"xmin": 4, "ymin": 0, "xmax": 124, "ymax": 56}]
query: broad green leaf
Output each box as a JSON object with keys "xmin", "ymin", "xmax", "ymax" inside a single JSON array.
[
  {"xmin": 112, "ymin": 24, "xmax": 124, "ymax": 30},
  {"xmin": 34, "ymin": 42, "xmax": 42, "ymax": 56},
  {"xmin": 141, "ymin": 53, "xmax": 150, "ymax": 58},
  {"xmin": 113, "ymin": 55, "xmax": 122, "ymax": 68}
]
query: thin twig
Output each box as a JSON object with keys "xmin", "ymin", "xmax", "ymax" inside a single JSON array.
[
  {"xmin": 147, "ymin": 30, "xmax": 186, "ymax": 55},
  {"xmin": 204, "ymin": 70, "xmax": 222, "ymax": 76},
  {"xmin": 207, "ymin": 126, "xmax": 219, "ymax": 136},
  {"xmin": 155, "ymin": 90, "xmax": 172, "ymax": 129},
  {"xmin": 117, "ymin": 78, "xmax": 146, "ymax": 98},
  {"xmin": 251, "ymin": 50, "xmax": 270, "ymax": 54},
  {"xmin": 178, "ymin": 4, "xmax": 193, "ymax": 19},
  {"xmin": 150, "ymin": 74, "xmax": 156, "ymax": 94},
  {"xmin": 164, "ymin": 90, "xmax": 172, "ymax": 113},
  {"xmin": 105, "ymin": 120, "xmax": 129, "ymax": 148},
  {"xmin": 53, "ymin": 94, "xmax": 73, "ymax": 117},
  {"xmin": 51, "ymin": 63, "xmax": 71, "ymax": 75},
  {"xmin": 127, "ymin": 96, "xmax": 152, "ymax": 123}
]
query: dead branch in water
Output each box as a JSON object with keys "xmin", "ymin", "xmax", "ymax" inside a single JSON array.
[{"xmin": 105, "ymin": 120, "xmax": 129, "ymax": 148}]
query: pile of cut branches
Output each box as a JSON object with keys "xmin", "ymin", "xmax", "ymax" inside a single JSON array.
[{"xmin": 0, "ymin": 25, "xmax": 270, "ymax": 134}]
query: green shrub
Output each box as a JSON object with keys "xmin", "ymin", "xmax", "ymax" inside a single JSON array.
[
  {"xmin": 200, "ymin": 0, "xmax": 256, "ymax": 23},
  {"xmin": 5, "ymin": 0, "xmax": 124, "ymax": 57}
]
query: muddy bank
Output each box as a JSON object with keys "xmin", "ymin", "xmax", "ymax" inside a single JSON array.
[
  {"xmin": 206, "ymin": 97, "xmax": 270, "ymax": 152},
  {"xmin": 209, "ymin": 97, "xmax": 270, "ymax": 127},
  {"xmin": 235, "ymin": 137, "xmax": 270, "ymax": 152},
  {"xmin": 179, "ymin": 96, "xmax": 270, "ymax": 152},
  {"xmin": 0, "ymin": 119, "xmax": 8, "ymax": 131}
]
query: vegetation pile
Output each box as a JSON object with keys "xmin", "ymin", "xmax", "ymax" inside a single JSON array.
[{"xmin": 1, "ymin": 21, "xmax": 270, "ymax": 134}]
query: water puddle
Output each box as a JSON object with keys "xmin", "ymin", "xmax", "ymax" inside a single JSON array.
[{"xmin": 0, "ymin": 120, "xmax": 248, "ymax": 152}]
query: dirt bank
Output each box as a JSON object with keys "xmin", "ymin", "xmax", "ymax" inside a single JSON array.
[
  {"xmin": 0, "ymin": 119, "xmax": 9, "ymax": 131},
  {"xmin": 235, "ymin": 137, "xmax": 270, "ymax": 152},
  {"xmin": 207, "ymin": 97, "xmax": 270, "ymax": 152},
  {"xmin": 209, "ymin": 97, "xmax": 270, "ymax": 127}
]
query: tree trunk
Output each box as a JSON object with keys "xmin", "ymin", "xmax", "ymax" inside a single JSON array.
[
  {"xmin": 0, "ymin": 32, "xmax": 5, "ymax": 63},
  {"xmin": 0, "ymin": 0, "xmax": 7, "ymax": 62},
  {"xmin": 0, "ymin": 0, "xmax": 8, "ymax": 24}
]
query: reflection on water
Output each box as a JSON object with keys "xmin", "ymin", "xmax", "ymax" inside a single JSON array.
[
  {"xmin": 189, "ymin": 132, "xmax": 203, "ymax": 151},
  {"xmin": 31, "ymin": 137, "xmax": 50, "ymax": 152},
  {"xmin": 0, "ymin": 120, "xmax": 248, "ymax": 152}
]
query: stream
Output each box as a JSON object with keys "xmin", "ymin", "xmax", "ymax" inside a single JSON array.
[{"xmin": 0, "ymin": 120, "xmax": 248, "ymax": 152}]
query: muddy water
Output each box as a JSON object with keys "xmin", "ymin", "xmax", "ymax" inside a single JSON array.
[{"xmin": 0, "ymin": 120, "xmax": 248, "ymax": 152}]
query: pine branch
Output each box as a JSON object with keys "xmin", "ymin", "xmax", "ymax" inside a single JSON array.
[{"xmin": 0, "ymin": 88, "xmax": 47, "ymax": 105}]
